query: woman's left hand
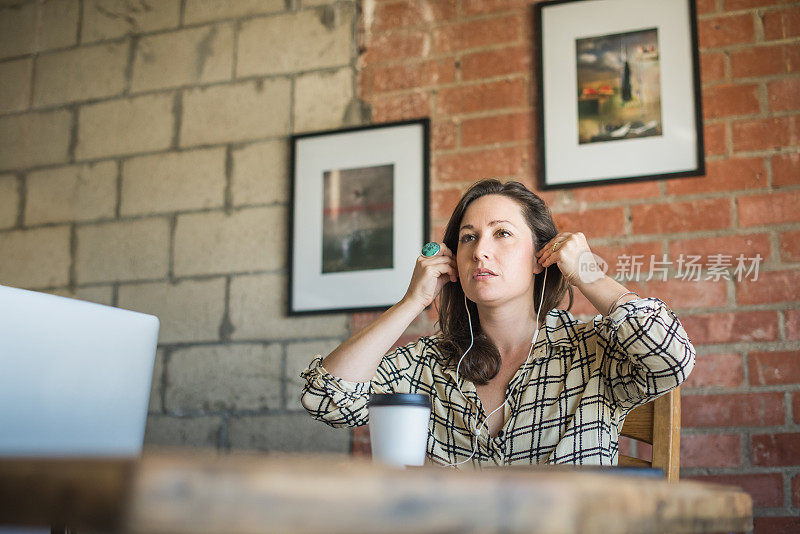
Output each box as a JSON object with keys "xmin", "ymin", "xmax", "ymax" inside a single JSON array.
[{"xmin": 535, "ymin": 232, "xmax": 600, "ymax": 286}]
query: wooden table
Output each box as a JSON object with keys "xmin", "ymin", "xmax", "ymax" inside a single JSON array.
[{"xmin": 0, "ymin": 449, "xmax": 753, "ymax": 534}]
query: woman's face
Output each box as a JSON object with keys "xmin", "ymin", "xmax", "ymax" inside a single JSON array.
[{"xmin": 456, "ymin": 194, "xmax": 542, "ymax": 307}]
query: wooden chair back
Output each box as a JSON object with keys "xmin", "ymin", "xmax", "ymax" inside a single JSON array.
[{"xmin": 618, "ymin": 386, "xmax": 681, "ymax": 482}]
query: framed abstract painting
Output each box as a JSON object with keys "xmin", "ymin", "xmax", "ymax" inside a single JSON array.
[
  {"xmin": 288, "ymin": 119, "xmax": 430, "ymax": 315},
  {"xmin": 534, "ymin": 0, "xmax": 705, "ymax": 189}
]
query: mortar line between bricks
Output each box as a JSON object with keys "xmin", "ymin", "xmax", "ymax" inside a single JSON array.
[
  {"xmin": 10, "ymin": 197, "xmax": 471, "ymax": 227},
  {"xmin": 683, "ymin": 466, "xmax": 800, "ymax": 476},
  {"xmin": 171, "ymin": 91, "xmax": 183, "ymax": 149},
  {"xmin": 742, "ymin": 349, "xmax": 751, "ymax": 385},
  {"xmin": 777, "ymin": 307, "xmax": 787, "ymax": 340},
  {"xmin": 785, "ymin": 391, "xmax": 795, "ymax": 426},
  {"xmin": 784, "ymin": 468, "xmax": 793, "ymax": 508},
  {"xmin": 683, "ymin": 384, "xmax": 800, "ymax": 396},
  {"xmin": 765, "ymin": 152, "xmax": 775, "ymax": 190},
  {"xmin": 0, "ymin": 71, "xmax": 295, "ymax": 119},
  {"xmin": 429, "ymin": 131, "xmax": 797, "ymax": 158},
  {"xmin": 75, "ymin": 0, "xmax": 83, "ymax": 45},
  {"xmin": 724, "ymin": 275, "xmax": 736, "ymax": 311},
  {"xmin": 67, "ymin": 105, "xmax": 79, "ymax": 162},
  {"xmin": 224, "ymin": 146, "xmax": 233, "ymax": 211},
  {"xmin": 27, "ymin": 45, "xmax": 36, "ymax": 108},
  {"xmin": 754, "ymin": 507, "xmax": 796, "ymax": 519},
  {"xmin": 178, "ymin": 0, "xmax": 186, "ymax": 27},
  {"xmin": 659, "ymin": 233, "xmax": 669, "ymax": 258},
  {"xmin": 161, "ymin": 347, "xmax": 172, "ymax": 417},
  {"xmin": 724, "ymin": 120, "xmax": 735, "ymax": 157},
  {"xmin": 114, "ymin": 159, "xmax": 123, "ymax": 218},
  {"xmin": 68, "ymin": 223, "xmax": 77, "ymax": 292},
  {"xmin": 757, "ymin": 83, "xmax": 770, "ymax": 116},
  {"xmin": 349, "ymin": 0, "xmax": 360, "ymax": 111},
  {"xmin": 126, "ymin": 336, "xmax": 354, "ymax": 351},
  {"xmin": 288, "ymin": 76, "xmax": 295, "ymax": 134},
  {"xmin": 723, "ymin": 47, "xmax": 732, "ymax": 81},
  {"xmin": 622, "ymin": 205, "xmax": 631, "ymax": 235},
  {"xmin": 123, "ymin": 36, "xmax": 136, "ymax": 95},
  {"xmin": 0, "ymin": 139, "xmax": 296, "ymax": 175},
  {"xmin": 746, "ymin": 509, "xmax": 800, "ymax": 517},
  {"xmin": 31, "ymin": 0, "xmax": 42, "ymax": 60},
  {"xmin": 151, "ymin": 347, "xmax": 164, "ymax": 415},
  {"xmin": 755, "ymin": 11, "xmax": 766, "ymax": 43},
  {"xmin": 218, "ymin": 275, "xmax": 234, "ymax": 342},
  {"xmin": 168, "ymin": 214, "xmax": 177, "ymax": 283},
  {"xmin": 683, "ymin": 426, "xmax": 800, "ymax": 436},
  {"xmin": 355, "ymin": 46, "xmax": 535, "ymax": 70},
  {"xmin": 162, "ymin": 408, "xmax": 336, "ymax": 418},
  {"xmin": 697, "ymin": 146, "xmax": 799, "ymax": 159},
  {"xmin": 182, "ymin": 2, "xmax": 361, "ymax": 34},
  {"xmin": 11, "ymin": 270, "xmax": 298, "ymax": 292},
  {"xmin": 702, "ymin": 2, "xmax": 800, "ymax": 18},
  {"xmin": 15, "ymin": 172, "xmax": 26, "ymax": 228},
  {"xmin": 743, "ymin": 428, "xmax": 753, "ymax": 469},
  {"xmin": 232, "ymin": 17, "xmax": 239, "ymax": 79},
  {"xmin": 5, "ymin": 203, "xmax": 292, "ymax": 230},
  {"xmin": 368, "ymin": 75, "xmax": 532, "ymax": 97}
]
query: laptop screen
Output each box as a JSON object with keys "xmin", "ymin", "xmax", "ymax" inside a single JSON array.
[{"xmin": 0, "ymin": 285, "xmax": 159, "ymax": 457}]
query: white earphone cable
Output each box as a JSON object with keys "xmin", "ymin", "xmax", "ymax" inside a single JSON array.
[{"xmin": 440, "ymin": 266, "xmax": 548, "ymax": 468}]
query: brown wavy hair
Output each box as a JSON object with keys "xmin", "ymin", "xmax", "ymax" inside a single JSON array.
[{"xmin": 435, "ymin": 179, "xmax": 573, "ymax": 385}]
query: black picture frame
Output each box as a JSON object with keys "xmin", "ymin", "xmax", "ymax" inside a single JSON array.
[
  {"xmin": 534, "ymin": 0, "xmax": 705, "ymax": 190},
  {"xmin": 288, "ymin": 118, "xmax": 430, "ymax": 316}
]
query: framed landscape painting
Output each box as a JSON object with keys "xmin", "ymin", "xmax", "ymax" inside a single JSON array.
[
  {"xmin": 289, "ymin": 119, "xmax": 430, "ymax": 315},
  {"xmin": 534, "ymin": 0, "xmax": 705, "ymax": 189}
]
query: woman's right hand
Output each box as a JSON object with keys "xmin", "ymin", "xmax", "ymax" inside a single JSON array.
[{"xmin": 401, "ymin": 242, "xmax": 458, "ymax": 310}]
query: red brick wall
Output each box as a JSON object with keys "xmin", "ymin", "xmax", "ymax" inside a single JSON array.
[{"xmin": 354, "ymin": 0, "xmax": 799, "ymax": 529}]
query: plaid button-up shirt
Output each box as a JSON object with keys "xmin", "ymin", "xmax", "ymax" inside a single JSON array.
[{"xmin": 300, "ymin": 297, "xmax": 695, "ymax": 469}]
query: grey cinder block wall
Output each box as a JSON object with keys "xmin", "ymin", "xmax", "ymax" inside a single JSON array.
[{"xmin": 0, "ymin": 0, "xmax": 371, "ymax": 454}]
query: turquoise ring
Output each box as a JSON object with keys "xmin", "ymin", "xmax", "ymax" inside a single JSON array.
[{"xmin": 421, "ymin": 242, "xmax": 440, "ymax": 257}]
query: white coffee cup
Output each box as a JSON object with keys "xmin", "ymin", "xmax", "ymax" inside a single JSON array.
[{"xmin": 368, "ymin": 393, "xmax": 431, "ymax": 468}]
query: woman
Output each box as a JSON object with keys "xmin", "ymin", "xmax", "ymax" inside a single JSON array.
[{"xmin": 300, "ymin": 179, "xmax": 695, "ymax": 468}]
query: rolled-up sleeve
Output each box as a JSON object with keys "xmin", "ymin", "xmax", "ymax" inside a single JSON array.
[
  {"xmin": 589, "ymin": 297, "xmax": 696, "ymax": 412},
  {"xmin": 299, "ymin": 337, "xmax": 428, "ymax": 428}
]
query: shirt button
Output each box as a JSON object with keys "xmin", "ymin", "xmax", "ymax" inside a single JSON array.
[{"xmin": 496, "ymin": 430, "xmax": 504, "ymax": 438}]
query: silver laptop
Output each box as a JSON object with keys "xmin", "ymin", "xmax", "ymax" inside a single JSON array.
[{"xmin": 0, "ymin": 284, "xmax": 159, "ymax": 457}]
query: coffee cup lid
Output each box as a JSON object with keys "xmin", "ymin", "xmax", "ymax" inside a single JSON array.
[{"xmin": 368, "ymin": 393, "xmax": 431, "ymax": 408}]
